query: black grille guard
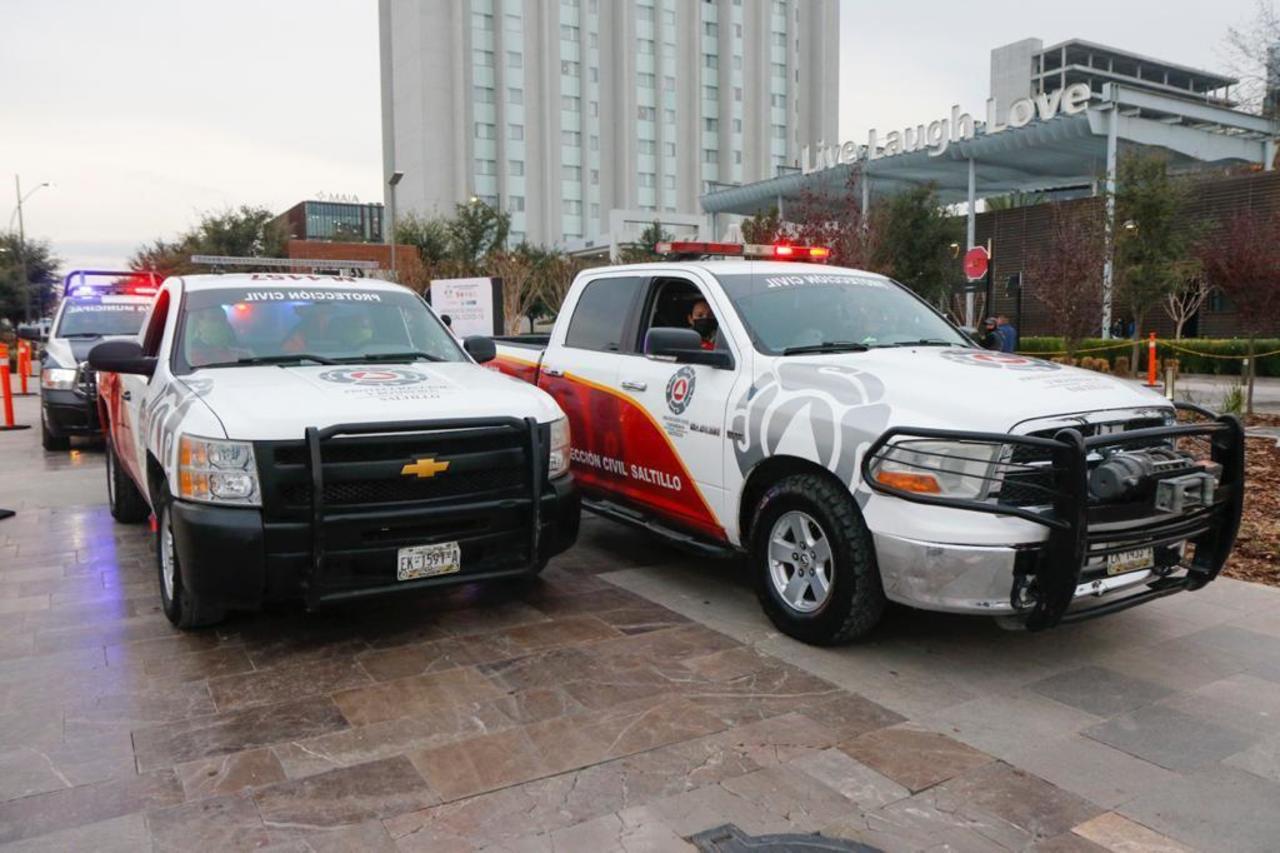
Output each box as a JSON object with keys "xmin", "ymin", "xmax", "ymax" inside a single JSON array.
[
  {"xmin": 303, "ymin": 417, "xmax": 544, "ymax": 605},
  {"xmin": 860, "ymin": 402, "xmax": 1245, "ymax": 631}
]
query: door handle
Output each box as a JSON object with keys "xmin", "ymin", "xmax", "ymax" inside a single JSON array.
[
  {"xmin": 621, "ymin": 380, "xmax": 647, "ymax": 392},
  {"xmin": 542, "ymin": 367, "xmax": 564, "ymax": 377},
  {"xmin": 122, "ymin": 391, "xmax": 132, "ymax": 401}
]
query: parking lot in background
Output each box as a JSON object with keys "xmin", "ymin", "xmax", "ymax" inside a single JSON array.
[{"xmin": 3, "ymin": 389, "xmax": 1280, "ymax": 852}]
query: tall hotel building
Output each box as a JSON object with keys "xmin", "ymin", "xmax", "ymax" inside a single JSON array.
[{"xmin": 379, "ymin": 0, "xmax": 840, "ymax": 252}]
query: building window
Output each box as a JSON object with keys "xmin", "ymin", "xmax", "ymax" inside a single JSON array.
[
  {"xmin": 704, "ymin": 117, "xmax": 719, "ymax": 132},
  {"xmin": 664, "ymin": 75, "xmax": 676, "ymax": 91},
  {"xmin": 589, "ymin": 100, "xmax": 599, "ymax": 116},
  {"xmin": 703, "ymin": 85, "xmax": 718, "ymax": 101},
  {"xmin": 772, "ymin": 32, "xmax": 786, "ymax": 47},
  {"xmin": 473, "ymin": 50, "xmax": 495, "ymax": 67},
  {"xmin": 475, "ymin": 159, "xmax": 497, "ymax": 175},
  {"xmin": 703, "ymin": 54, "xmax": 717, "ymax": 68},
  {"xmin": 563, "ymin": 200, "xmax": 582, "ymax": 215},
  {"xmin": 638, "ymin": 106, "xmax": 657, "ymax": 121},
  {"xmin": 509, "ymin": 196, "xmax": 525, "ymax": 212},
  {"xmin": 703, "ymin": 149, "xmax": 717, "ymax": 163},
  {"xmin": 509, "ymin": 124, "xmax": 524, "ymax": 140},
  {"xmin": 638, "ymin": 72, "xmax": 655, "ymax": 88},
  {"xmin": 771, "ymin": 124, "xmax": 786, "ymax": 139},
  {"xmin": 509, "ymin": 160, "xmax": 525, "ymax": 176},
  {"xmin": 771, "ymin": 94, "xmax": 787, "ymax": 108},
  {"xmin": 664, "ymin": 108, "xmax": 676, "ymax": 123},
  {"xmin": 638, "ymin": 140, "xmax": 656, "ymax": 154},
  {"xmin": 561, "ymin": 60, "xmax": 580, "ymax": 76},
  {"xmin": 507, "ymin": 51, "xmax": 522, "ymax": 68},
  {"xmin": 474, "ymin": 86, "xmax": 495, "ymax": 104},
  {"xmin": 562, "ymin": 130, "xmax": 582, "ymax": 146},
  {"xmin": 663, "ymin": 174, "xmax": 676, "ymax": 189},
  {"xmin": 638, "ymin": 38, "xmax": 655, "ymax": 54},
  {"xmin": 563, "ymin": 165, "xmax": 582, "ymax": 181},
  {"xmin": 561, "ymin": 24, "xmax": 579, "ymax": 40},
  {"xmin": 590, "ymin": 135, "xmax": 599, "ymax": 150},
  {"xmin": 504, "ymin": 13, "xmax": 520, "ymax": 31},
  {"xmin": 732, "ymin": 118, "xmax": 742, "ymax": 133},
  {"xmin": 703, "ymin": 22, "xmax": 718, "ymax": 36},
  {"xmin": 663, "ymin": 142, "xmax": 676, "ymax": 156},
  {"xmin": 590, "ymin": 169, "xmax": 600, "ymax": 184},
  {"xmin": 590, "ymin": 203, "xmax": 600, "ymax": 218},
  {"xmin": 637, "ymin": 5, "xmax": 654, "ymax": 21},
  {"xmin": 771, "ymin": 62, "xmax": 786, "ymax": 77},
  {"xmin": 562, "ymin": 95, "xmax": 581, "ymax": 112},
  {"xmin": 639, "ymin": 173, "xmax": 656, "ymax": 187},
  {"xmin": 472, "ymin": 12, "xmax": 493, "ymax": 30},
  {"xmin": 508, "ymin": 87, "xmax": 523, "ymax": 104},
  {"xmin": 475, "ymin": 122, "xmax": 497, "ymax": 139},
  {"xmin": 734, "ymin": 150, "xmax": 743, "ymax": 164}
]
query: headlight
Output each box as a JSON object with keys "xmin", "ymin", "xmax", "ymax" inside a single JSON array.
[
  {"xmin": 869, "ymin": 439, "xmax": 1002, "ymax": 499},
  {"xmin": 547, "ymin": 417, "xmax": 571, "ymax": 479},
  {"xmin": 41, "ymin": 368, "xmax": 77, "ymax": 391},
  {"xmin": 178, "ymin": 434, "xmax": 260, "ymax": 506}
]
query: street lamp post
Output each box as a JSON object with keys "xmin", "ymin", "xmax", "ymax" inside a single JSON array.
[
  {"xmin": 12, "ymin": 176, "xmax": 52, "ymax": 323},
  {"xmin": 387, "ymin": 170, "xmax": 404, "ymax": 281}
]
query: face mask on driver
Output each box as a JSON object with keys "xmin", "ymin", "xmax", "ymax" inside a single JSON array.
[{"xmin": 692, "ymin": 316, "xmax": 718, "ymax": 339}]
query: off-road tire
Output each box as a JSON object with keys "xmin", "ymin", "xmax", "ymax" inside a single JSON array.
[
  {"xmin": 749, "ymin": 473, "xmax": 885, "ymax": 645},
  {"xmin": 106, "ymin": 438, "xmax": 149, "ymax": 523},
  {"xmin": 41, "ymin": 413, "xmax": 70, "ymax": 452},
  {"xmin": 155, "ymin": 488, "xmax": 226, "ymax": 630}
]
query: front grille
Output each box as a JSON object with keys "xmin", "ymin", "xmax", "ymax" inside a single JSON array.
[
  {"xmin": 256, "ymin": 424, "xmax": 535, "ymax": 519},
  {"xmin": 74, "ymin": 363, "xmax": 97, "ymax": 400},
  {"xmin": 281, "ymin": 467, "xmax": 526, "ymax": 507}
]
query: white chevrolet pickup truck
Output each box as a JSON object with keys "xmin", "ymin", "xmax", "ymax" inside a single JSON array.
[
  {"xmin": 89, "ymin": 274, "xmax": 579, "ymax": 628},
  {"xmin": 492, "ymin": 241, "xmax": 1243, "ymax": 645}
]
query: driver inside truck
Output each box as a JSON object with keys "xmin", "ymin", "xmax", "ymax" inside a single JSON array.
[
  {"xmin": 186, "ymin": 307, "xmax": 243, "ymax": 366},
  {"xmin": 687, "ymin": 299, "xmax": 718, "ymax": 351}
]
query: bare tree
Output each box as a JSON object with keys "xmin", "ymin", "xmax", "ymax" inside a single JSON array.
[
  {"xmin": 487, "ymin": 251, "xmax": 544, "ymax": 335},
  {"xmin": 1024, "ymin": 202, "xmax": 1108, "ymax": 360},
  {"xmin": 1164, "ymin": 269, "xmax": 1214, "ymax": 339},
  {"xmin": 1221, "ymin": 0, "xmax": 1280, "ymax": 117},
  {"xmin": 1198, "ymin": 207, "xmax": 1280, "ymax": 413}
]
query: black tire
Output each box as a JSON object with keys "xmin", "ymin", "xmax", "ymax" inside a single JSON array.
[
  {"xmin": 41, "ymin": 412, "xmax": 70, "ymax": 452},
  {"xmin": 106, "ymin": 438, "xmax": 150, "ymax": 523},
  {"xmin": 749, "ymin": 473, "xmax": 886, "ymax": 645},
  {"xmin": 155, "ymin": 488, "xmax": 225, "ymax": 630}
]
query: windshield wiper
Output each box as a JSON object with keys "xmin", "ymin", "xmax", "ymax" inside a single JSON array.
[
  {"xmin": 61, "ymin": 333, "xmax": 104, "ymax": 339},
  {"xmin": 339, "ymin": 351, "xmax": 447, "ymax": 363},
  {"xmin": 198, "ymin": 354, "xmax": 340, "ymax": 368},
  {"xmin": 781, "ymin": 341, "xmax": 870, "ymax": 356},
  {"xmin": 877, "ymin": 339, "xmax": 962, "ymax": 348}
]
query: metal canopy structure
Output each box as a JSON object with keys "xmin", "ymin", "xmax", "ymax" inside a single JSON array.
[
  {"xmin": 701, "ymin": 84, "xmax": 1278, "ymax": 216},
  {"xmin": 701, "ymin": 83, "xmax": 1279, "ymax": 333}
]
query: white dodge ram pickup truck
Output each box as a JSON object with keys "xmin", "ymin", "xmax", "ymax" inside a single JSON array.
[
  {"xmin": 90, "ymin": 274, "xmax": 579, "ymax": 628},
  {"xmin": 492, "ymin": 241, "xmax": 1243, "ymax": 645}
]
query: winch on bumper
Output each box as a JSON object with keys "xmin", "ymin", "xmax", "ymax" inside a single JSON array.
[{"xmin": 862, "ymin": 403, "xmax": 1245, "ymax": 630}]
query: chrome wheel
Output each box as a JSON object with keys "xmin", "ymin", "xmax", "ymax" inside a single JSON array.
[
  {"xmin": 106, "ymin": 446, "xmax": 116, "ymax": 506},
  {"xmin": 160, "ymin": 508, "xmax": 176, "ymax": 602},
  {"xmin": 767, "ymin": 510, "xmax": 833, "ymax": 613}
]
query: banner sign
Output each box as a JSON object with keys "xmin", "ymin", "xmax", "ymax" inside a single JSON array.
[{"xmin": 429, "ymin": 277, "xmax": 504, "ymax": 337}]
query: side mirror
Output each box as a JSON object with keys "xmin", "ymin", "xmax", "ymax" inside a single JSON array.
[
  {"xmin": 88, "ymin": 340, "xmax": 156, "ymax": 377},
  {"xmin": 16, "ymin": 326, "xmax": 45, "ymax": 343},
  {"xmin": 644, "ymin": 327, "xmax": 734, "ymax": 370},
  {"xmin": 463, "ymin": 335, "xmax": 497, "ymax": 364}
]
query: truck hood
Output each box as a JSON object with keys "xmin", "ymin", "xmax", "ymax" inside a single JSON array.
[
  {"xmin": 773, "ymin": 346, "xmax": 1171, "ymax": 433},
  {"xmin": 186, "ymin": 362, "xmax": 564, "ymax": 441},
  {"xmin": 45, "ymin": 334, "xmax": 134, "ymax": 369}
]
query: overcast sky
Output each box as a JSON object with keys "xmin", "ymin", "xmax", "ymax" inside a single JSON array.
[{"xmin": 0, "ymin": 0, "xmax": 1265, "ymax": 274}]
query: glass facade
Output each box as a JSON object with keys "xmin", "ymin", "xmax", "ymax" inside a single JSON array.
[{"xmin": 299, "ymin": 202, "xmax": 384, "ymax": 242}]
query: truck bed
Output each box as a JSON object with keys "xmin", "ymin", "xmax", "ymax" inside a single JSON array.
[{"xmin": 492, "ymin": 338, "xmax": 546, "ymax": 384}]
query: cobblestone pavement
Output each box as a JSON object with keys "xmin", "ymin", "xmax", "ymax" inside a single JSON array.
[{"xmin": 3, "ymin": 393, "xmax": 1280, "ymax": 852}]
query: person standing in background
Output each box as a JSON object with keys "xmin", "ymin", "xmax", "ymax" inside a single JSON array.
[{"xmin": 995, "ymin": 314, "xmax": 1018, "ymax": 353}]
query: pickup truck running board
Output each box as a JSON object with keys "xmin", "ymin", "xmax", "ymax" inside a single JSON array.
[{"xmin": 583, "ymin": 496, "xmax": 738, "ymax": 559}]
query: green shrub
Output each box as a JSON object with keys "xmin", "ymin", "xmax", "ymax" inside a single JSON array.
[{"xmin": 1017, "ymin": 337, "xmax": 1280, "ymax": 378}]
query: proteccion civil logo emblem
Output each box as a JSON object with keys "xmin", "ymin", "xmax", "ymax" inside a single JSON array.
[
  {"xmin": 317, "ymin": 368, "xmax": 428, "ymax": 386},
  {"xmin": 938, "ymin": 350, "xmax": 1060, "ymax": 372},
  {"xmin": 665, "ymin": 366, "xmax": 697, "ymax": 415}
]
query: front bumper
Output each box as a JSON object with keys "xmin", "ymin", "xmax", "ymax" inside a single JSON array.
[
  {"xmin": 169, "ymin": 478, "xmax": 579, "ymax": 613},
  {"xmin": 41, "ymin": 388, "xmax": 100, "ymax": 436},
  {"xmin": 863, "ymin": 403, "xmax": 1245, "ymax": 630}
]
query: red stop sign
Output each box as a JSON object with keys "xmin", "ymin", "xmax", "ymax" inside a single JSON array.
[{"xmin": 963, "ymin": 246, "xmax": 990, "ymax": 281}]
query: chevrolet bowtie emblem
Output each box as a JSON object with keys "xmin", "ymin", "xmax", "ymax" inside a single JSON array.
[{"xmin": 401, "ymin": 457, "xmax": 450, "ymax": 478}]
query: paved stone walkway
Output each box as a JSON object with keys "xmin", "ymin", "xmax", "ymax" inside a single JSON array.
[{"xmin": 2, "ymin": 392, "xmax": 1279, "ymax": 851}]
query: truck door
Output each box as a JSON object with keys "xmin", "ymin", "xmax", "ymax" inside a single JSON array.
[
  {"xmin": 612, "ymin": 274, "xmax": 745, "ymax": 543},
  {"xmin": 537, "ymin": 274, "xmax": 644, "ymax": 498},
  {"xmin": 119, "ymin": 287, "xmax": 173, "ymax": 485}
]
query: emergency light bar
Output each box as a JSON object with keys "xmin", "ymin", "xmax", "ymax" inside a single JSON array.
[
  {"xmin": 62, "ymin": 269, "xmax": 161, "ymax": 297},
  {"xmin": 653, "ymin": 241, "xmax": 832, "ymax": 262}
]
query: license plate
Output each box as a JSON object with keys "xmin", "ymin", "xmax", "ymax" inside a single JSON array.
[
  {"xmin": 397, "ymin": 542, "xmax": 461, "ymax": 581},
  {"xmin": 1107, "ymin": 547, "xmax": 1154, "ymax": 576}
]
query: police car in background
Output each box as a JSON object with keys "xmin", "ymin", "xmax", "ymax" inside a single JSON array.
[
  {"xmin": 37, "ymin": 270, "xmax": 159, "ymax": 450},
  {"xmin": 89, "ymin": 273, "xmax": 578, "ymax": 629}
]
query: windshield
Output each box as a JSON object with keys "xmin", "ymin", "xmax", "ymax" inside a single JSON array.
[
  {"xmin": 714, "ymin": 269, "xmax": 970, "ymax": 354},
  {"xmin": 175, "ymin": 284, "xmax": 465, "ymax": 372},
  {"xmin": 55, "ymin": 299, "xmax": 150, "ymax": 338}
]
